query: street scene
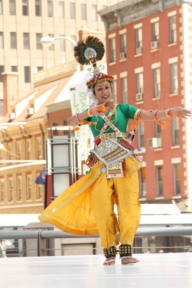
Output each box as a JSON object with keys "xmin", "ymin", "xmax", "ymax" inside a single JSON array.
[{"xmin": 0, "ymin": 0, "xmax": 192, "ymax": 287}]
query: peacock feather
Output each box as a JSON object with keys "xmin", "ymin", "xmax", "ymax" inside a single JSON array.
[{"xmin": 74, "ymin": 36, "xmax": 105, "ymax": 65}]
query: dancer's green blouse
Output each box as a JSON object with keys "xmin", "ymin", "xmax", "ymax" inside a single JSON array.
[{"xmin": 85, "ymin": 103, "xmax": 138, "ymax": 138}]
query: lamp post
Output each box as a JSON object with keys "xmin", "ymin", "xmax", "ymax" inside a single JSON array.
[{"xmin": 40, "ymin": 36, "xmax": 77, "ymax": 47}]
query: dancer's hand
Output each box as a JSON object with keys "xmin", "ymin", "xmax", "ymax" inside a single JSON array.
[
  {"xmin": 168, "ymin": 107, "xmax": 192, "ymax": 119},
  {"xmin": 89, "ymin": 104, "xmax": 109, "ymax": 116}
]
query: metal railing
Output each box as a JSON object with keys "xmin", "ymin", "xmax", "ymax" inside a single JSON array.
[{"xmin": 0, "ymin": 227, "xmax": 192, "ymax": 257}]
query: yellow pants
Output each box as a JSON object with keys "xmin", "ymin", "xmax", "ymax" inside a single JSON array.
[
  {"xmin": 39, "ymin": 157, "xmax": 141, "ymax": 249},
  {"xmin": 91, "ymin": 170, "xmax": 141, "ymax": 248}
]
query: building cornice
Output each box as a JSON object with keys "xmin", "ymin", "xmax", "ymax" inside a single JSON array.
[{"xmin": 98, "ymin": 0, "xmax": 192, "ymax": 31}]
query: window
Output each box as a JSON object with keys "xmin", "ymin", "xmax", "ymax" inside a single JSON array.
[
  {"xmin": 92, "ymin": 4, "xmax": 97, "ymax": 21},
  {"xmin": 53, "ymin": 122, "xmax": 59, "ymax": 136},
  {"xmin": 36, "ymin": 137, "xmax": 42, "ymax": 159},
  {"xmin": 169, "ymin": 15, "xmax": 177, "ymax": 44},
  {"xmin": 109, "ymin": 38, "xmax": 116, "ymax": 63},
  {"xmin": 135, "ymin": 28, "xmax": 142, "ymax": 54},
  {"xmin": 70, "ymin": 35, "xmax": 76, "ymax": 51},
  {"xmin": 35, "ymin": 0, "xmax": 41, "ymax": 16},
  {"xmin": 121, "ymin": 77, "xmax": 127, "ymax": 103},
  {"xmin": 157, "ymin": 166, "xmax": 163, "ymax": 197},
  {"xmin": 17, "ymin": 176, "xmax": 22, "ymax": 201},
  {"xmin": 81, "ymin": 3, "xmax": 86, "ymax": 20},
  {"xmin": 22, "ymin": 0, "xmax": 28, "ymax": 15},
  {"xmin": 11, "ymin": 66, "xmax": 18, "ymax": 72},
  {"xmin": 155, "ymin": 122, "xmax": 161, "ymax": 139},
  {"xmin": 170, "ymin": 63, "xmax": 178, "ymax": 94},
  {"xmin": 36, "ymin": 182, "xmax": 43, "ymax": 199},
  {"xmin": 36, "ymin": 33, "xmax": 42, "ymax": 50},
  {"xmin": 0, "ymin": 65, "xmax": 4, "ymax": 82},
  {"xmin": 26, "ymin": 140, "xmax": 31, "ymax": 159},
  {"xmin": 9, "ymin": 0, "xmax": 16, "ymax": 15},
  {"xmin": 37, "ymin": 66, "xmax": 43, "ymax": 71},
  {"xmin": 153, "ymin": 68, "xmax": 160, "ymax": 98},
  {"xmin": 138, "ymin": 122, "xmax": 144, "ymax": 148},
  {"xmin": 0, "ymin": 32, "xmax": 3, "ymax": 49},
  {"xmin": 0, "ymin": 0, "xmax": 3, "ymax": 15},
  {"xmin": 120, "ymin": 33, "xmax": 126, "ymax": 53},
  {"xmin": 70, "ymin": 2, "xmax": 75, "ymax": 19},
  {"xmin": 48, "ymin": 1, "xmax": 53, "ymax": 17},
  {"xmin": 10, "ymin": 32, "xmax": 17, "ymax": 49},
  {"xmin": 23, "ymin": 33, "xmax": 30, "ymax": 49},
  {"xmin": 17, "ymin": 141, "xmax": 21, "ymax": 159},
  {"xmin": 173, "ymin": 164, "xmax": 181, "ymax": 196},
  {"xmin": 8, "ymin": 143, "xmax": 13, "ymax": 162},
  {"xmin": 152, "ymin": 22, "xmax": 159, "ymax": 42},
  {"xmin": 0, "ymin": 179, "xmax": 4, "ymax": 202},
  {"xmin": 60, "ymin": 34, "xmax": 65, "ymax": 51},
  {"xmin": 58, "ymin": 1, "xmax": 64, "ymax": 18},
  {"xmin": 8, "ymin": 177, "xmax": 13, "ymax": 202},
  {"xmin": 172, "ymin": 118, "xmax": 179, "ymax": 146},
  {"xmin": 112, "ymin": 79, "xmax": 117, "ymax": 102},
  {"xmin": 48, "ymin": 34, "xmax": 54, "ymax": 51},
  {"xmin": 136, "ymin": 72, "xmax": 143, "ymax": 93},
  {"xmin": 26, "ymin": 175, "xmax": 32, "ymax": 200},
  {"xmin": 139, "ymin": 168, "xmax": 146, "ymax": 198},
  {"xmin": 0, "ymin": 66, "xmax": 4, "ymax": 82},
  {"xmin": 24, "ymin": 66, "xmax": 31, "ymax": 83}
]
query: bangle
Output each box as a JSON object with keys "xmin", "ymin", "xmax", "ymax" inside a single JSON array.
[
  {"xmin": 87, "ymin": 109, "xmax": 93, "ymax": 117},
  {"xmin": 165, "ymin": 109, "xmax": 173, "ymax": 118},
  {"xmin": 154, "ymin": 109, "xmax": 158, "ymax": 117},
  {"xmin": 75, "ymin": 113, "xmax": 80, "ymax": 123}
]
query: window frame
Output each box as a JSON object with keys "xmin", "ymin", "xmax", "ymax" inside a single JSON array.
[
  {"xmin": 152, "ymin": 21, "xmax": 159, "ymax": 42},
  {"xmin": 36, "ymin": 33, "xmax": 42, "ymax": 50},
  {"xmin": 0, "ymin": 0, "xmax": 3, "ymax": 15},
  {"xmin": 17, "ymin": 176, "xmax": 22, "ymax": 201},
  {"xmin": 169, "ymin": 15, "xmax": 177, "ymax": 44},
  {"xmin": 121, "ymin": 76, "xmax": 127, "ymax": 103},
  {"xmin": 81, "ymin": 3, "xmax": 86, "ymax": 20},
  {"xmin": 10, "ymin": 32, "xmax": 17, "ymax": 49},
  {"xmin": 24, "ymin": 66, "xmax": 31, "ymax": 83},
  {"xmin": 156, "ymin": 166, "xmax": 163, "ymax": 197},
  {"xmin": 153, "ymin": 68, "xmax": 160, "ymax": 98},
  {"xmin": 172, "ymin": 117, "xmax": 180, "ymax": 146},
  {"xmin": 138, "ymin": 121, "xmax": 145, "ymax": 148},
  {"xmin": 22, "ymin": 0, "xmax": 28, "ymax": 16},
  {"xmin": 136, "ymin": 72, "xmax": 143, "ymax": 93},
  {"xmin": 170, "ymin": 62, "xmax": 178, "ymax": 94},
  {"xmin": 35, "ymin": 0, "xmax": 41, "ymax": 16},
  {"xmin": 139, "ymin": 167, "xmax": 146, "ymax": 198},
  {"xmin": 173, "ymin": 163, "xmax": 181, "ymax": 196},
  {"xmin": 92, "ymin": 4, "xmax": 97, "ymax": 21},
  {"xmin": 23, "ymin": 32, "xmax": 30, "ymax": 49},
  {"xmin": 9, "ymin": 0, "xmax": 16, "ymax": 15},
  {"xmin": 0, "ymin": 32, "xmax": 3, "ymax": 49},
  {"xmin": 26, "ymin": 174, "xmax": 32, "ymax": 200},
  {"xmin": 47, "ymin": 0, "xmax": 53, "ymax": 17},
  {"xmin": 58, "ymin": 1, "xmax": 64, "ymax": 18},
  {"xmin": 135, "ymin": 28, "xmax": 142, "ymax": 54},
  {"xmin": 70, "ymin": 2, "xmax": 75, "ymax": 19},
  {"xmin": 120, "ymin": 33, "xmax": 126, "ymax": 53},
  {"xmin": 0, "ymin": 65, "xmax": 4, "ymax": 82},
  {"xmin": 109, "ymin": 37, "xmax": 116, "ymax": 63}
]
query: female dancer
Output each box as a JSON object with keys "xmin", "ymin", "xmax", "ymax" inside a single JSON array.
[{"xmin": 39, "ymin": 36, "xmax": 191, "ymax": 265}]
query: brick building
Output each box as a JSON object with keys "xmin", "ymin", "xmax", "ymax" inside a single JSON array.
[{"xmin": 98, "ymin": 0, "xmax": 192, "ymax": 211}]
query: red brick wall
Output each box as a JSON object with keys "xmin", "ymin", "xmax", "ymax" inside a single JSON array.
[{"xmin": 106, "ymin": 6, "xmax": 185, "ymax": 200}]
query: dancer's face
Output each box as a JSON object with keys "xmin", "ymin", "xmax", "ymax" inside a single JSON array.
[{"xmin": 94, "ymin": 81, "xmax": 112, "ymax": 105}]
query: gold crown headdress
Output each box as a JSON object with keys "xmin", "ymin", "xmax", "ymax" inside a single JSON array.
[{"xmin": 74, "ymin": 36, "xmax": 114, "ymax": 89}]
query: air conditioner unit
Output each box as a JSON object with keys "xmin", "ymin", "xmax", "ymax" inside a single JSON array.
[
  {"xmin": 151, "ymin": 41, "xmax": 158, "ymax": 49},
  {"xmin": 120, "ymin": 52, "xmax": 126, "ymax": 60},
  {"xmin": 28, "ymin": 108, "xmax": 34, "ymax": 115},
  {"xmin": 148, "ymin": 138, "xmax": 162, "ymax": 148},
  {"xmin": 136, "ymin": 93, "xmax": 143, "ymax": 101},
  {"xmin": 136, "ymin": 47, "xmax": 142, "ymax": 55},
  {"xmin": 9, "ymin": 113, "xmax": 15, "ymax": 120}
]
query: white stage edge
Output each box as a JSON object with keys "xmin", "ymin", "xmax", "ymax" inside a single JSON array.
[{"xmin": 0, "ymin": 253, "xmax": 192, "ymax": 288}]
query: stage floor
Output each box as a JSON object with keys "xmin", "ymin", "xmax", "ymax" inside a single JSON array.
[{"xmin": 1, "ymin": 253, "xmax": 192, "ymax": 288}]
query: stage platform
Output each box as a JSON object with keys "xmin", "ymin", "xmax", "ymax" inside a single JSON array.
[{"xmin": 1, "ymin": 253, "xmax": 192, "ymax": 288}]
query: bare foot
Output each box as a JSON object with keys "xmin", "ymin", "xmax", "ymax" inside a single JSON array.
[
  {"xmin": 121, "ymin": 256, "xmax": 139, "ymax": 265},
  {"xmin": 103, "ymin": 258, "xmax": 115, "ymax": 266}
]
